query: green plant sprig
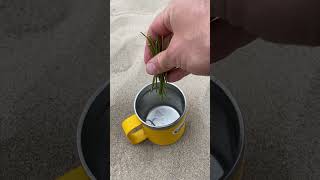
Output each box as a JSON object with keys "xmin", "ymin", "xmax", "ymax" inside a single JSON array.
[{"xmin": 141, "ymin": 32, "xmax": 167, "ymax": 99}]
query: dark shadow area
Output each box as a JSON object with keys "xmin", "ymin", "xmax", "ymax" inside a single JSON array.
[
  {"xmin": 78, "ymin": 82, "xmax": 109, "ymax": 180},
  {"xmin": 211, "ymin": 18, "xmax": 256, "ymax": 63},
  {"xmin": 211, "ymin": 78, "xmax": 245, "ymax": 180}
]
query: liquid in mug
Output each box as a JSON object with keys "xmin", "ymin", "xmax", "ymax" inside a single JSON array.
[{"xmin": 145, "ymin": 105, "xmax": 180, "ymax": 127}]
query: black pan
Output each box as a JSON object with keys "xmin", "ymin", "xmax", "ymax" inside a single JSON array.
[
  {"xmin": 76, "ymin": 78, "xmax": 243, "ymax": 180},
  {"xmin": 77, "ymin": 82, "xmax": 109, "ymax": 180},
  {"xmin": 211, "ymin": 77, "xmax": 245, "ymax": 180}
]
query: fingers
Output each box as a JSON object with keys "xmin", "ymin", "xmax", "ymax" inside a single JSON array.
[
  {"xmin": 166, "ymin": 68, "xmax": 190, "ymax": 82},
  {"xmin": 146, "ymin": 49, "xmax": 174, "ymax": 75},
  {"xmin": 146, "ymin": 39, "xmax": 179, "ymax": 75},
  {"xmin": 144, "ymin": 8, "xmax": 172, "ymax": 64},
  {"xmin": 144, "ymin": 34, "xmax": 173, "ymax": 64},
  {"xmin": 144, "ymin": 44, "xmax": 152, "ymax": 64},
  {"xmin": 148, "ymin": 7, "xmax": 172, "ymax": 37}
]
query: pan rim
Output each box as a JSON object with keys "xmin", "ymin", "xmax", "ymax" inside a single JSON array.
[
  {"xmin": 211, "ymin": 76, "xmax": 245, "ymax": 179},
  {"xmin": 77, "ymin": 81, "xmax": 109, "ymax": 180}
]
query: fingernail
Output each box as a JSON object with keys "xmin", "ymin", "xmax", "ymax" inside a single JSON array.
[{"xmin": 146, "ymin": 62, "xmax": 156, "ymax": 75}]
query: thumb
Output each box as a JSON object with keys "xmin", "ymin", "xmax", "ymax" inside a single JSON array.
[{"xmin": 146, "ymin": 45, "xmax": 178, "ymax": 75}]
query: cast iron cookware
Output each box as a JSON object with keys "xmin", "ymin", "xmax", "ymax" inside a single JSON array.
[
  {"xmin": 77, "ymin": 82, "xmax": 109, "ymax": 180},
  {"xmin": 76, "ymin": 78, "xmax": 244, "ymax": 180},
  {"xmin": 211, "ymin": 77, "xmax": 245, "ymax": 180}
]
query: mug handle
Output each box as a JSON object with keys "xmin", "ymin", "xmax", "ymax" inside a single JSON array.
[{"xmin": 121, "ymin": 114, "xmax": 147, "ymax": 144}]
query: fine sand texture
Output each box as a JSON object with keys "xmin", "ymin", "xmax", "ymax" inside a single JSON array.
[
  {"xmin": 213, "ymin": 39, "xmax": 320, "ymax": 179},
  {"xmin": 110, "ymin": 0, "xmax": 210, "ymax": 179},
  {"xmin": 0, "ymin": 0, "xmax": 108, "ymax": 179}
]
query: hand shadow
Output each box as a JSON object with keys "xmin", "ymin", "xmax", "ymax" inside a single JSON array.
[{"xmin": 211, "ymin": 19, "xmax": 256, "ymax": 63}]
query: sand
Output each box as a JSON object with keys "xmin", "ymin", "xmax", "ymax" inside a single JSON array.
[
  {"xmin": 110, "ymin": 0, "xmax": 210, "ymax": 179},
  {"xmin": 213, "ymin": 39, "xmax": 320, "ymax": 179},
  {"xmin": 0, "ymin": 0, "xmax": 107, "ymax": 178}
]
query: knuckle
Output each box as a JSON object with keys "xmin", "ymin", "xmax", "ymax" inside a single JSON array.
[
  {"xmin": 166, "ymin": 45, "xmax": 176, "ymax": 59},
  {"xmin": 166, "ymin": 42, "xmax": 179, "ymax": 57},
  {"xmin": 158, "ymin": 52, "xmax": 171, "ymax": 70},
  {"xmin": 169, "ymin": 42, "xmax": 186, "ymax": 69},
  {"xmin": 178, "ymin": 55, "xmax": 186, "ymax": 70},
  {"xmin": 166, "ymin": 42, "xmax": 179, "ymax": 61}
]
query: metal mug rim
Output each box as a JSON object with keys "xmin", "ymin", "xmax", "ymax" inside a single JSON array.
[{"xmin": 133, "ymin": 83, "xmax": 187, "ymax": 129}]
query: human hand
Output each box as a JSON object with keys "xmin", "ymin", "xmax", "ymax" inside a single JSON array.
[{"xmin": 144, "ymin": 0, "xmax": 210, "ymax": 82}]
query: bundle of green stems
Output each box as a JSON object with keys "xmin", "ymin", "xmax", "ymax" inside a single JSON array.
[{"xmin": 141, "ymin": 32, "xmax": 167, "ymax": 99}]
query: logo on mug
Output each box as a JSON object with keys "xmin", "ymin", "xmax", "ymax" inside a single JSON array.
[{"xmin": 173, "ymin": 120, "xmax": 185, "ymax": 135}]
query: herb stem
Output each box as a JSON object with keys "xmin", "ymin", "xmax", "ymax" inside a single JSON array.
[{"xmin": 141, "ymin": 32, "xmax": 167, "ymax": 98}]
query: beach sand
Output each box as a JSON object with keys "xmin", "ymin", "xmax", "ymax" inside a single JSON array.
[
  {"xmin": 110, "ymin": 0, "xmax": 210, "ymax": 179},
  {"xmin": 0, "ymin": 0, "xmax": 107, "ymax": 178}
]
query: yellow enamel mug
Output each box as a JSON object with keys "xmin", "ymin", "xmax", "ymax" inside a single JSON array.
[{"xmin": 121, "ymin": 83, "xmax": 187, "ymax": 145}]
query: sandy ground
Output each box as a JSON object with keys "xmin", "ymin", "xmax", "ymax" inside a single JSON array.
[
  {"xmin": 3, "ymin": 0, "xmax": 318, "ymax": 179},
  {"xmin": 212, "ymin": 39, "xmax": 320, "ymax": 179},
  {"xmin": 110, "ymin": 0, "xmax": 210, "ymax": 179},
  {"xmin": 0, "ymin": 0, "xmax": 108, "ymax": 179}
]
